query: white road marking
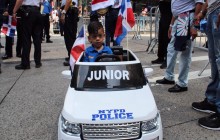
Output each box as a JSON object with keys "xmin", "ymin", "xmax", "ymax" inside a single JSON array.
[
  {"xmin": 149, "ymin": 56, "xmax": 209, "ymax": 67},
  {"xmin": 142, "ymin": 55, "xmax": 210, "ymax": 84},
  {"xmin": 191, "ymin": 56, "xmax": 208, "ymax": 62},
  {"xmin": 148, "ymin": 69, "xmax": 211, "ymax": 83}
]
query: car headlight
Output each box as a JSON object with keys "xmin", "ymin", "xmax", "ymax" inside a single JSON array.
[
  {"xmin": 141, "ymin": 113, "xmax": 159, "ymax": 133},
  {"xmin": 61, "ymin": 116, "xmax": 81, "ymax": 136}
]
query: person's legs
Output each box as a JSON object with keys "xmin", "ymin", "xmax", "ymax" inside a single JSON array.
[
  {"xmin": 152, "ymin": 20, "xmax": 165, "ymax": 64},
  {"xmin": 5, "ymin": 36, "xmax": 13, "ymax": 57},
  {"xmin": 0, "ymin": 15, "xmax": 3, "ymax": 48},
  {"xmin": 16, "ymin": 9, "xmax": 33, "ymax": 69},
  {"xmin": 164, "ymin": 21, "xmax": 178, "ymax": 81},
  {"xmin": 112, "ymin": 9, "xmax": 119, "ymax": 46},
  {"xmin": 32, "ymin": 12, "xmax": 42, "ymax": 67},
  {"xmin": 205, "ymin": 12, "xmax": 220, "ymax": 112},
  {"xmin": 0, "ymin": 28, "xmax": 3, "ymax": 48},
  {"xmin": 0, "ymin": 14, "xmax": 2, "ymax": 73},
  {"xmin": 192, "ymin": 10, "xmax": 219, "ymax": 114},
  {"xmin": 63, "ymin": 15, "xmax": 77, "ymax": 66},
  {"xmin": 44, "ymin": 14, "xmax": 52, "ymax": 42},
  {"xmin": 16, "ymin": 17, "xmax": 22, "ymax": 57},
  {"xmin": 158, "ymin": 19, "xmax": 171, "ymax": 68},
  {"xmin": 192, "ymin": 8, "xmax": 220, "ymax": 130},
  {"xmin": 59, "ymin": 21, "xmax": 64, "ymax": 36},
  {"xmin": 64, "ymin": 20, "xmax": 76, "ymax": 58},
  {"xmin": 158, "ymin": 1, "xmax": 172, "ymax": 68},
  {"xmin": 176, "ymin": 39, "xmax": 193, "ymax": 87},
  {"xmin": 41, "ymin": 15, "xmax": 46, "ymax": 41},
  {"xmin": 152, "ymin": 1, "xmax": 171, "ymax": 65},
  {"xmin": 105, "ymin": 13, "xmax": 111, "ymax": 46},
  {"xmin": 156, "ymin": 20, "xmax": 177, "ymax": 85}
]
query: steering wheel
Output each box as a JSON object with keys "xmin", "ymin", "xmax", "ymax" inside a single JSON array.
[{"xmin": 95, "ymin": 54, "xmax": 121, "ymax": 62}]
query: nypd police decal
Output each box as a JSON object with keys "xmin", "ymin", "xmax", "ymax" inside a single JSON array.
[{"xmin": 92, "ymin": 109, "xmax": 134, "ymax": 121}]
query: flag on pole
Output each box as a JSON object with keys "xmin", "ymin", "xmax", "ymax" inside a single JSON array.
[
  {"xmin": 91, "ymin": 0, "xmax": 114, "ymax": 11},
  {"xmin": 70, "ymin": 26, "xmax": 85, "ymax": 72},
  {"xmin": 1, "ymin": 16, "xmax": 17, "ymax": 37},
  {"xmin": 114, "ymin": 0, "xmax": 135, "ymax": 45}
]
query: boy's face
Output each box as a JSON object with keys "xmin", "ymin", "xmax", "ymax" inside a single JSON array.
[{"xmin": 88, "ymin": 28, "xmax": 105, "ymax": 49}]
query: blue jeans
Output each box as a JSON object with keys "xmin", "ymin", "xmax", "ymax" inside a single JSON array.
[
  {"xmin": 205, "ymin": 7, "xmax": 220, "ymax": 113},
  {"xmin": 165, "ymin": 14, "xmax": 194, "ymax": 87}
]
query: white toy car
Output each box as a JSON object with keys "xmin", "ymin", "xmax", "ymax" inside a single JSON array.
[{"xmin": 58, "ymin": 49, "xmax": 162, "ymax": 140}]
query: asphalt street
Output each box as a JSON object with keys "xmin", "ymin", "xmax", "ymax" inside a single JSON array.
[{"xmin": 0, "ymin": 31, "xmax": 220, "ymax": 140}]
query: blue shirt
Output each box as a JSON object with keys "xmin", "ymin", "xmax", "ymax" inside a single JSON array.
[
  {"xmin": 83, "ymin": 45, "xmax": 113, "ymax": 62},
  {"xmin": 43, "ymin": 1, "xmax": 52, "ymax": 14}
]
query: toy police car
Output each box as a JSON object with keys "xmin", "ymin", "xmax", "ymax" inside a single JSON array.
[{"xmin": 58, "ymin": 49, "xmax": 162, "ymax": 140}]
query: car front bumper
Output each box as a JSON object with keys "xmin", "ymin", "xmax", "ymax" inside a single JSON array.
[{"xmin": 58, "ymin": 114, "xmax": 163, "ymax": 140}]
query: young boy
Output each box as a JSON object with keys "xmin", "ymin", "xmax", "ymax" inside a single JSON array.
[{"xmin": 83, "ymin": 21, "xmax": 113, "ymax": 62}]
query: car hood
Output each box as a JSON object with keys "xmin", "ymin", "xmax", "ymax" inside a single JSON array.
[{"xmin": 62, "ymin": 85, "xmax": 158, "ymax": 124}]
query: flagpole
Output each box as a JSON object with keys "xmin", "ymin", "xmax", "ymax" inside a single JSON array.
[
  {"xmin": 84, "ymin": 24, "xmax": 86, "ymax": 48},
  {"xmin": 126, "ymin": 0, "xmax": 129, "ymax": 58}
]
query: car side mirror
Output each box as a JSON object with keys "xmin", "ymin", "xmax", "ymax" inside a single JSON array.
[
  {"xmin": 143, "ymin": 68, "xmax": 153, "ymax": 77},
  {"xmin": 61, "ymin": 70, "xmax": 71, "ymax": 79}
]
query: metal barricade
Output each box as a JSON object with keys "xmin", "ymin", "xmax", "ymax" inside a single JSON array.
[
  {"xmin": 146, "ymin": 6, "xmax": 160, "ymax": 53},
  {"xmin": 132, "ymin": 7, "xmax": 158, "ymax": 41},
  {"xmin": 132, "ymin": 13, "xmax": 142, "ymax": 40},
  {"xmin": 194, "ymin": 31, "xmax": 209, "ymax": 76}
]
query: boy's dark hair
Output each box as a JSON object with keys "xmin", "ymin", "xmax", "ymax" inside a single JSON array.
[{"xmin": 88, "ymin": 21, "xmax": 103, "ymax": 35}]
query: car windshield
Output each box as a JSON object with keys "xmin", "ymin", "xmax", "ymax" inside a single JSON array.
[{"xmin": 71, "ymin": 63, "xmax": 146, "ymax": 90}]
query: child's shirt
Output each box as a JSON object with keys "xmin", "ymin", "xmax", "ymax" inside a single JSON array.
[{"xmin": 83, "ymin": 45, "xmax": 113, "ymax": 62}]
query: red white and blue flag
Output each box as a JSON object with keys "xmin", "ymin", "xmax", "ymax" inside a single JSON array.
[
  {"xmin": 70, "ymin": 26, "xmax": 85, "ymax": 72},
  {"xmin": 91, "ymin": 0, "xmax": 114, "ymax": 11},
  {"xmin": 114, "ymin": 0, "xmax": 135, "ymax": 45},
  {"xmin": 1, "ymin": 16, "xmax": 17, "ymax": 37}
]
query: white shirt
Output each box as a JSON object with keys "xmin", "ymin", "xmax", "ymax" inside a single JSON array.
[
  {"xmin": 171, "ymin": 0, "xmax": 204, "ymax": 17},
  {"xmin": 22, "ymin": 0, "xmax": 42, "ymax": 7}
]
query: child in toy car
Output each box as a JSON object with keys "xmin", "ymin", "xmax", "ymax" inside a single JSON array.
[{"xmin": 83, "ymin": 21, "xmax": 113, "ymax": 62}]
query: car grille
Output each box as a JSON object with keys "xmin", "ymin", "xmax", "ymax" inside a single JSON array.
[{"xmin": 82, "ymin": 122, "xmax": 140, "ymax": 139}]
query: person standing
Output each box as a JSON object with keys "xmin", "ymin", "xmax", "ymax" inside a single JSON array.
[
  {"xmin": 57, "ymin": 6, "xmax": 64, "ymax": 36},
  {"xmin": 60, "ymin": 0, "xmax": 79, "ymax": 66},
  {"xmin": 105, "ymin": 0, "xmax": 121, "ymax": 47},
  {"xmin": 13, "ymin": 0, "xmax": 42, "ymax": 70},
  {"xmin": 42, "ymin": 0, "xmax": 53, "ymax": 43},
  {"xmin": 192, "ymin": 0, "xmax": 220, "ymax": 130},
  {"xmin": 15, "ymin": 7, "xmax": 23, "ymax": 58},
  {"xmin": 1, "ymin": 0, "xmax": 16, "ymax": 60},
  {"xmin": 0, "ymin": 0, "xmax": 7, "ymax": 73},
  {"xmin": 151, "ymin": 0, "xmax": 172, "ymax": 69},
  {"xmin": 156, "ymin": 0, "xmax": 203, "ymax": 92}
]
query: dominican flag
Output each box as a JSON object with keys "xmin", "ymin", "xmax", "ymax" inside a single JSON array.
[
  {"xmin": 91, "ymin": 0, "xmax": 114, "ymax": 11},
  {"xmin": 1, "ymin": 16, "xmax": 17, "ymax": 37},
  {"xmin": 70, "ymin": 26, "xmax": 85, "ymax": 72},
  {"xmin": 114, "ymin": 0, "xmax": 135, "ymax": 45}
]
